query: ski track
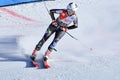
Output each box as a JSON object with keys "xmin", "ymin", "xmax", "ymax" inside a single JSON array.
[{"xmin": 0, "ymin": 0, "xmax": 120, "ymax": 80}]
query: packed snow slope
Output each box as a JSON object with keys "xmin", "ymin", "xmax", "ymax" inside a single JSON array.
[{"xmin": 0, "ymin": 0, "xmax": 120, "ymax": 80}]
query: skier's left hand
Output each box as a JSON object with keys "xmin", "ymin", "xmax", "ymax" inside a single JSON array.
[{"xmin": 52, "ymin": 20, "xmax": 58, "ymax": 27}]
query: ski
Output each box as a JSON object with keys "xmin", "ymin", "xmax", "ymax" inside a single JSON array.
[
  {"xmin": 42, "ymin": 56, "xmax": 51, "ymax": 69},
  {"xmin": 30, "ymin": 55, "xmax": 40, "ymax": 68},
  {"xmin": 31, "ymin": 60, "xmax": 40, "ymax": 68},
  {"xmin": 43, "ymin": 60, "xmax": 50, "ymax": 69},
  {"xmin": 30, "ymin": 55, "xmax": 50, "ymax": 69}
]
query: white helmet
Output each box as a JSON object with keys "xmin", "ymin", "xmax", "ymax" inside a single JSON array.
[{"xmin": 67, "ymin": 2, "xmax": 78, "ymax": 11}]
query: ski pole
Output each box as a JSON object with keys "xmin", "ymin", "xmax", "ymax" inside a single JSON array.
[
  {"xmin": 43, "ymin": 0, "xmax": 50, "ymax": 14},
  {"xmin": 66, "ymin": 32, "xmax": 78, "ymax": 40},
  {"xmin": 66, "ymin": 32, "xmax": 93, "ymax": 51}
]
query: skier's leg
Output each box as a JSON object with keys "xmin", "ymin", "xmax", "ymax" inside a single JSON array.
[
  {"xmin": 49, "ymin": 30, "xmax": 66, "ymax": 51},
  {"xmin": 36, "ymin": 26, "xmax": 56, "ymax": 51},
  {"xmin": 31, "ymin": 24, "xmax": 55, "ymax": 60},
  {"xmin": 35, "ymin": 32, "xmax": 51, "ymax": 51},
  {"xmin": 44, "ymin": 30, "xmax": 66, "ymax": 61}
]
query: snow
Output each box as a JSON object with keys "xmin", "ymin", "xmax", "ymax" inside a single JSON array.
[{"xmin": 0, "ymin": 0, "xmax": 120, "ymax": 80}]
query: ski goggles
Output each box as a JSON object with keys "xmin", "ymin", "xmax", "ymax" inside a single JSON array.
[{"xmin": 67, "ymin": 9, "xmax": 75, "ymax": 15}]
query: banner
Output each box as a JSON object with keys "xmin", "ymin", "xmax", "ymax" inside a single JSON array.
[{"xmin": 0, "ymin": 0, "xmax": 54, "ymax": 7}]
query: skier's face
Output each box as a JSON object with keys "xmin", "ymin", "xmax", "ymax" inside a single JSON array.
[{"xmin": 67, "ymin": 9, "xmax": 75, "ymax": 16}]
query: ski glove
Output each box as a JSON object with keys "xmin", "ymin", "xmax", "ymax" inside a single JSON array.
[
  {"xmin": 52, "ymin": 20, "xmax": 58, "ymax": 27},
  {"xmin": 60, "ymin": 26, "xmax": 68, "ymax": 32}
]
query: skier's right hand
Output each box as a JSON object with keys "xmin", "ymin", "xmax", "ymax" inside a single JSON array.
[
  {"xmin": 52, "ymin": 20, "xmax": 58, "ymax": 27},
  {"xmin": 60, "ymin": 26, "xmax": 68, "ymax": 32}
]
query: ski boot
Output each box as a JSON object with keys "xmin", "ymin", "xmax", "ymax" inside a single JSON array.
[{"xmin": 43, "ymin": 50, "xmax": 52, "ymax": 69}]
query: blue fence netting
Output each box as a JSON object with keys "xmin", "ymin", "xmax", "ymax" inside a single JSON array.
[{"xmin": 0, "ymin": 0, "xmax": 55, "ymax": 7}]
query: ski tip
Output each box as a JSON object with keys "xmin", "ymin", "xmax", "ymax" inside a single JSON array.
[
  {"xmin": 43, "ymin": 61, "xmax": 51, "ymax": 69},
  {"xmin": 35, "ymin": 64, "xmax": 40, "ymax": 68},
  {"xmin": 32, "ymin": 61, "xmax": 40, "ymax": 68},
  {"xmin": 45, "ymin": 65, "xmax": 51, "ymax": 69}
]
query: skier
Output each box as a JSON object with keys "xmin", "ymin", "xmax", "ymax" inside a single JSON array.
[{"xmin": 30, "ymin": 2, "xmax": 78, "ymax": 68}]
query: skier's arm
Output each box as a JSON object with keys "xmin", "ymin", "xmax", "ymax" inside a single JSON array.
[
  {"xmin": 67, "ymin": 25, "xmax": 78, "ymax": 29},
  {"xmin": 68, "ymin": 16, "xmax": 78, "ymax": 30},
  {"xmin": 50, "ymin": 9, "xmax": 56, "ymax": 21},
  {"xmin": 60, "ymin": 18, "xmax": 78, "ymax": 32},
  {"xmin": 50, "ymin": 9, "xmax": 63, "ymax": 21}
]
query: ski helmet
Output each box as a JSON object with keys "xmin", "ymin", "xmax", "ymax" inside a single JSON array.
[{"xmin": 67, "ymin": 2, "xmax": 78, "ymax": 11}]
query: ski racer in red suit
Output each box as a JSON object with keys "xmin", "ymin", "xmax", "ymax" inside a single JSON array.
[{"xmin": 30, "ymin": 2, "xmax": 78, "ymax": 64}]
